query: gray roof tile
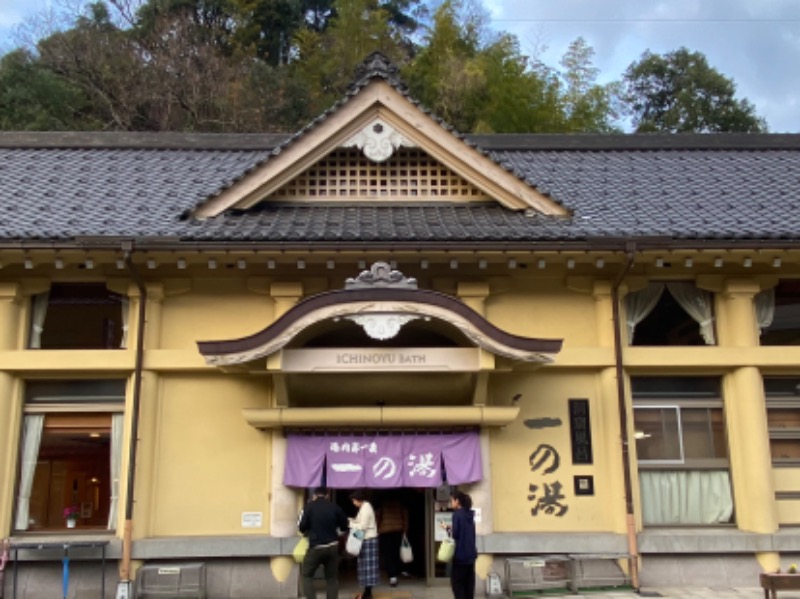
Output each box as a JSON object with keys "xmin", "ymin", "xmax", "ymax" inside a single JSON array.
[{"xmin": 1, "ymin": 135, "xmax": 800, "ymax": 246}]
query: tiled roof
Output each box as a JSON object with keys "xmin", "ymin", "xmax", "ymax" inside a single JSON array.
[{"xmin": 1, "ymin": 133, "xmax": 800, "ymax": 247}]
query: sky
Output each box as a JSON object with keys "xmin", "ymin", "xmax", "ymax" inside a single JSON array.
[{"xmin": 0, "ymin": 0, "xmax": 798, "ymax": 133}]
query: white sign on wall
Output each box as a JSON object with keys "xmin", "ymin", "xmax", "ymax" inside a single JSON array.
[
  {"xmin": 434, "ymin": 512, "xmax": 452, "ymax": 541},
  {"xmin": 241, "ymin": 512, "xmax": 263, "ymax": 528}
]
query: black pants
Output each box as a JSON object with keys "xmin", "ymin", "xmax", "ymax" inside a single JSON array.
[
  {"xmin": 380, "ymin": 531, "xmax": 403, "ymax": 578},
  {"xmin": 302, "ymin": 543, "xmax": 340, "ymax": 599},
  {"xmin": 450, "ymin": 562, "xmax": 475, "ymax": 599}
]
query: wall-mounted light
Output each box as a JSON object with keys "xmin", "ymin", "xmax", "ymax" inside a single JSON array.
[
  {"xmin": 55, "ymin": 258, "xmax": 64, "ymax": 270},
  {"xmin": 684, "ymin": 257, "xmax": 693, "ymax": 268},
  {"xmin": 655, "ymin": 258, "xmax": 664, "ymax": 268},
  {"xmin": 85, "ymin": 258, "xmax": 94, "ymax": 269},
  {"xmin": 743, "ymin": 257, "xmax": 752, "ymax": 268},
  {"xmin": 595, "ymin": 258, "xmax": 605, "ymax": 269},
  {"xmin": 24, "ymin": 259, "xmax": 33, "ymax": 269},
  {"xmin": 450, "ymin": 259, "xmax": 458, "ymax": 269},
  {"xmin": 208, "ymin": 258, "xmax": 217, "ymax": 270},
  {"xmin": 297, "ymin": 259, "xmax": 305, "ymax": 270},
  {"xmin": 237, "ymin": 259, "xmax": 247, "ymax": 270},
  {"xmin": 147, "ymin": 259, "xmax": 157, "ymax": 269},
  {"xmin": 714, "ymin": 257, "xmax": 723, "ymax": 268},
  {"xmin": 566, "ymin": 258, "xmax": 575, "ymax": 270},
  {"xmin": 266, "ymin": 259, "xmax": 276, "ymax": 269},
  {"xmin": 177, "ymin": 258, "xmax": 187, "ymax": 270},
  {"xmin": 420, "ymin": 259, "xmax": 429, "ymax": 269},
  {"xmin": 326, "ymin": 260, "xmax": 335, "ymax": 270},
  {"xmin": 537, "ymin": 259, "xmax": 546, "ymax": 269},
  {"xmin": 478, "ymin": 259, "xmax": 487, "ymax": 269},
  {"xmin": 773, "ymin": 257, "xmax": 782, "ymax": 268},
  {"xmin": 116, "ymin": 259, "xmax": 125, "ymax": 270},
  {"xmin": 508, "ymin": 258, "xmax": 517, "ymax": 269}
]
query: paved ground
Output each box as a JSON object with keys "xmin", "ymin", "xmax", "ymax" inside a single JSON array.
[{"xmin": 360, "ymin": 584, "xmax": 790, "ymax": 599}]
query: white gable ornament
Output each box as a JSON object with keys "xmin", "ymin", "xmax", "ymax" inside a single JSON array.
[{"xmin": 342, "ymin": 118, "xmax": 416, "ymax": 163}]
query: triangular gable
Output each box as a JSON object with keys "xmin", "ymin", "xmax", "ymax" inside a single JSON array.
[{"xmin": 192, "ymin": 55, "xmax": 567, "ymax": 220}]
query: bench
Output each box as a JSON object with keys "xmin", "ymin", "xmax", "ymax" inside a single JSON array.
[{"xmin": 760, "ymin": 572, "xmax": 800, "ymax": 599}]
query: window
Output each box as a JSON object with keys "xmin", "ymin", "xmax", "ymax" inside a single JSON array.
[
  {"xmin": 627, "ymin": 282, "xmax": 716, "ymax": 346},
  {"xmin": 759, "ymin": 281, "xmax": 800, "ymax": 345},
  {"xmin": 764, "ymin": 377, "xmax": 800, "ymax": 464},
  {"xmin": 29, "ymin": 283, "xmax": 128, "ymax": 349},
  {"xmin": 632, "ymin": 376, "xmax": 733, "ymax": 525},
  {"xmin": 14, "ymin": 380, "xmax": 125, "ymax": 532}
]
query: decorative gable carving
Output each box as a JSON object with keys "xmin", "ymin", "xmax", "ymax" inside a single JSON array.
[{"xmin": 342, "ymin": 117, "xmax": 416, "ymax": 162}]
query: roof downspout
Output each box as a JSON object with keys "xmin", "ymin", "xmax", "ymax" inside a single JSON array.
[
  {"xmin": 120, "ymin": 246, "xmax": 147, "ymax": 587},
  {"xmin": 611, "ymin": 242, "xmax": 639, "ymax": 589}
]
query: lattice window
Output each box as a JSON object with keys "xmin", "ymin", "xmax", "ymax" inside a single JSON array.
[{"xmin": 268, "ymin": 148, "xmax": 488, "ymax": 201}]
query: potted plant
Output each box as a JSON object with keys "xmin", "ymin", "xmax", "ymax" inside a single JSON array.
[{"xmin": 63, "ymin": 506, "xmax": 79, "ymax": 528}]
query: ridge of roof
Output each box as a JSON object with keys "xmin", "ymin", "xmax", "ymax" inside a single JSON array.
[
  {"xmin": 2, "ymin": 130, "xmax": 799, "ymax": 152},
  {"xmin": 0, "ymin": 132, "xmax": 289, "ymax": 150}
]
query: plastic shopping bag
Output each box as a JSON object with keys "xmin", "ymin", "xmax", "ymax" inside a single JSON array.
[
  {"xmin": 346, "ymin": 528, "xmax": 364, "ymax": 556},
  {"xmin": 400, "ymin": 534, "xmax": 413, "ymax": 563},
  {"xmin": 293, "ymin": 536, "xmax": 309, "ymax": 563}
]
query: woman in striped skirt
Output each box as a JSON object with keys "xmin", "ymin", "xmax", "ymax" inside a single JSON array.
[{"xmin": 350, "ymin": 490, "xmax": 379, "ymax": 599}]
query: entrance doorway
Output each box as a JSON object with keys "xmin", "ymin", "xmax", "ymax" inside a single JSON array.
[{"xmin": 332, "ymin": 487, "xmax": 437, "ymax": 585}]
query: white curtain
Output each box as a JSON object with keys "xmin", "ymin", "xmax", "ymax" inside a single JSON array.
[
  {"xmin": 639, "ymin": 470, "xmax": 733, "ymax": 525},
  {"xmin": 120, "ymin": 297, "xmax": 130, "ymax": 349},
  {"xmin": 666, "ymin": 282, "xmax": 716, "ymax": 345},
  {"xmin": 755, "ymin": 288, "xmax": 776, "ymax": 332},
  {"xmin": 107, "ymin": 413, "xmax": 124, "ymax": 530},
  {"xmin": 29, "ymin": 292, "xmax": 50, "ymax": 349},
  {"xmin": 625, "ymin": 283, "xmax": 665, "ymax": 343},
  {"xmin": 14, "ymin": 415, "xmax": 44, "ymax": 530}
]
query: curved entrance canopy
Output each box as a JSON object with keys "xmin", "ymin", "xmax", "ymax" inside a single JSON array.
[
  {"xmin": 197, "ymin": 265, "xmax": 562, "ymax": 367},
  {"xmin": 197, "ymin": 263, "xmax": 563, "ymax": 429}
]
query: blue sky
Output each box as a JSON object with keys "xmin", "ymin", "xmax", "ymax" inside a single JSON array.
[{"xmin": 1, "ymin": 0, "xmax": 799, "ymax": 132}]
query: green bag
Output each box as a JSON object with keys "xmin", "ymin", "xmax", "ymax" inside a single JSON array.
[
  {"xmin": 293, "ymin": 536, "xmax": 309, "ymax": 563},
  {"xmin": 437, "ymin": 537, "xmax": 455, "ymax": 563}
]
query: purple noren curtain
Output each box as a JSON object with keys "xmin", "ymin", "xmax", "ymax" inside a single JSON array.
[{"xmin": 284, "ymin": 432, "xmax": 482, "ymax": 489}]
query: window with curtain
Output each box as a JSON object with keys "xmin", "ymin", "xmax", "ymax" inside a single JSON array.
[
  {"xmin": 763, "ymin": 376, "xmax": 800, "ymax": 465},
  {"xmin": 759, "ymin": 281, "xmax": 800, "ymax": 346},
  {"xmin": 627, "ymin": 282, "xmax": 716, "ymax": 346},
  {"xmin": 632, "ymin": 376, "xmax": 734, "ymax": 526},
  {"xmin": 14, "ymin": 380, "xmax": 125, "ymax": 532},
  {"xmin": 28, "ymin": 283, "xmax": 127, "ymax": 349}
]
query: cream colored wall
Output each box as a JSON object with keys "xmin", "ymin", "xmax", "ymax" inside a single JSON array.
[
  {"xmin": 147, "ymin": 374, "xmax": 272, "ymax": 536},
  {"xmin": 490, "ymin": 371, "xmax": 622, "ymax": 533},
  {"xmin": 487, "ymin": 278, "xmax": 599, "ymax": 347},
  {"xmin": 159, "ymin": 278, "xmax": 274, "ymax": 349}
]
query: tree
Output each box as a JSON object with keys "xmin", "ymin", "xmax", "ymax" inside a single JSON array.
[
  {"xmin": 0, "ymin": 49, "xmax": 93, "ymax": 130},
  {"xmin": 558, "ymin": 37, "xmax": 621, "ymax": 133},
  {"xmin": 404, "ymin": 0, "xmax": 566, "ymax": 134},
  {"xmin": 623, "ymin": 47, "xmax": 766, "ymax": 133}
]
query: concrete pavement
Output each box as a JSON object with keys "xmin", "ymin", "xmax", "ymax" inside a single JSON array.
[{"xmin": 362, "ymin": 584, "xmax": 784, "ymax": 599}]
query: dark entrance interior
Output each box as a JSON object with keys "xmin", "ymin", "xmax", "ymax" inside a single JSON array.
[{"xmin": 332, "ymin": 488, "xmax": 427, "ymax": 585}]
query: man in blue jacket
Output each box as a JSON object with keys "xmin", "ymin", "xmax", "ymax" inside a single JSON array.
[{"xmin": 448, "ymin": 491, "xmax": 477, "ymax": 599}]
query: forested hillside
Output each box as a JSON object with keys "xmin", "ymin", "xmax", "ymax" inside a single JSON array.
[{"xmin": 0, "ymin": 0, "xmax": 767, "ymax": 133}]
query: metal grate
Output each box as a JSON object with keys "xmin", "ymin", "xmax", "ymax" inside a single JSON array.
[{"xmin": 269, "ymin": 148, "xmax": 488, "ymax": 201}]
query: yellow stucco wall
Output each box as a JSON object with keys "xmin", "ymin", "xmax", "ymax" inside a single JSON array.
[
  {"xmin": 146, "ymin": 374, "xmax": 272, "ymax": 536},
  {"xmin": 490, "ymin": 371, "xmax": 622, "ymax": 533}
]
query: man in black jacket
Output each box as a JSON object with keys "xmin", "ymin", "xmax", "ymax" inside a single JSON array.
[{"xmin": 298, "ymin": 487, "xmax": 349, "ymax": 599}]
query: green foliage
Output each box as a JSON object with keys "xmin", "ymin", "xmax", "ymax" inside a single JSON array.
[
  {"xmin": 0, "ymin": 49, "xmax": 93, "ymax": 130},
  {"xmin": 623, "ymin": 47, "xmax": 766, "ymax": 133},
  {"xmin": 0, "ymin": 0, "xmax": 768, "ymax": 134}
]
